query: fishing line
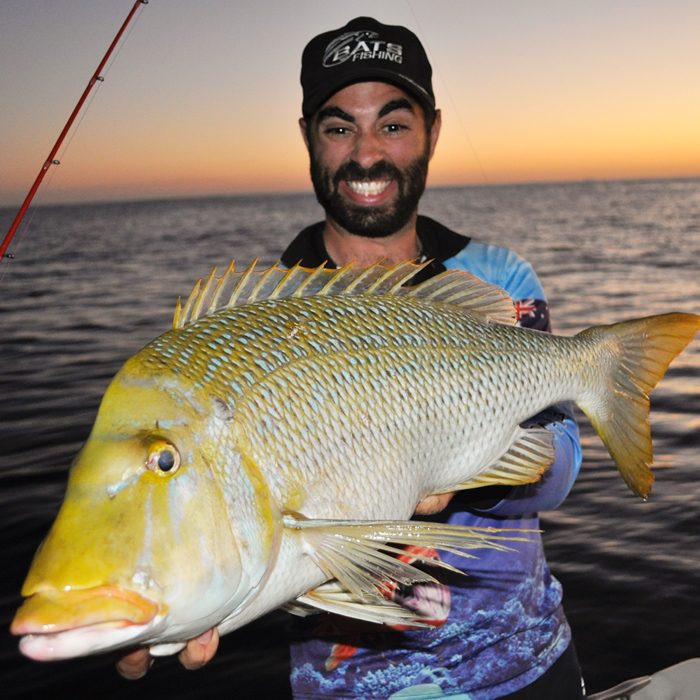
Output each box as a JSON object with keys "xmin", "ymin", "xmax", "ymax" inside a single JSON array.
[
  {"xmin": 55, "ymin": 0, "xmax": 148, "ymax": 168},
  {"xmin": 0, "ymin": 86, "xmax": 105, "ymax": 280},
  {"xmin": 38, "ymin": 2, "xmax": 147, "ymax": 192},
  {"xmin": 0, "ymin": 0, "xmax": 149, "ymax": 271},
  {"xmin": 404, "ymin": 0, "xmax": 490, "ymax": 185}
]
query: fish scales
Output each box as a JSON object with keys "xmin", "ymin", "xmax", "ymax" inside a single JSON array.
[
  {"xmin": 10, "ymin": 261, "xmax": 700, "ymax": 661},
  {"xmin": 143, "ymin": 292, "xmax": 577, "ymax": 519}
]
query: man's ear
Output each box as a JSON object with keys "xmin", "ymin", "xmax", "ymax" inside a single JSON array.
[
  {"xmin": 299, "ymin": 117, "xmax": 310, "ymax": 150},
  {"xmin": 428, "ymin": 109, "xmax": 442, "ymax": 160}
]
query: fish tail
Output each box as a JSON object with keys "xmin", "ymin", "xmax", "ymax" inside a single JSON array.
[{"xmin": 575, "ymin": 312, "xmax": 700, "ymax": 498}]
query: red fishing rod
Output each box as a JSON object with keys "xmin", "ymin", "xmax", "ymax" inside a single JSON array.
[{"xmin": 0, "ymin": 0, "xmax": 148, "ymax": 263}]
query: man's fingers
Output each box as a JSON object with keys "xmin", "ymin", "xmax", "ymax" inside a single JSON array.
[
  {"xmin": 178, "ymin": 627, "xmax": 219, "ymax": 671},
  {"xmin": 116, "ymin": 647, "xmax": 153, "ymax": 680},
  {"xmin": 115, "ymin": 627, "xmax": 219, "ymax": 679},
  {"xmin": 414, "ymin": 492, "xmax": 455, "ymax": 515}
]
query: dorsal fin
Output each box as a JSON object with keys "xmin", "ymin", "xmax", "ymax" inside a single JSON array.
[
  {"xmin": 173, "ymin": 260, "xmax": 515, "ymax": 329},
  {"xmin": 403, "ymin": 269, "xmax": 516, "ymax": 325}
]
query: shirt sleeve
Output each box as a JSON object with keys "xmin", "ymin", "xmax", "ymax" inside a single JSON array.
[{"xmin": 445, "ymin": 242, "xmax": 583, "ymax": 515}]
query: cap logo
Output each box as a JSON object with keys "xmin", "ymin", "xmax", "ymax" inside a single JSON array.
[{"xmin": 323, "ymin": 29, "xmax": 403, "ymax": 68}]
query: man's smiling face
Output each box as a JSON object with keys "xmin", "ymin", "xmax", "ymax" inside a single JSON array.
[{"xmin": 303, "ymin": 81, "xmax": 440, "ymax": 239}]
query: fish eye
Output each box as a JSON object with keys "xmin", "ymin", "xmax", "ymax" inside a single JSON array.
[{"xmin": 145, "ymin": 441, "xmax": 181, "ymax": 476}]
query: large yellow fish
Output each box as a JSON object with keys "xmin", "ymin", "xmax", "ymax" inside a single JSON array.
[{"xmin": 11, "ymin": 261, "xmax": 700, "ymax": 661}]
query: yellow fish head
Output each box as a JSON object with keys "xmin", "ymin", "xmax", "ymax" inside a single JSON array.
[{"xmin": 12, "ymin": 357, "xmax": 275, "ymax": 660}]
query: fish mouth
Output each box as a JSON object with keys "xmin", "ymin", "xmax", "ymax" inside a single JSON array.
[{"xmin": 11, "ymin": 585, "xmax": 163, "ymax": 659}]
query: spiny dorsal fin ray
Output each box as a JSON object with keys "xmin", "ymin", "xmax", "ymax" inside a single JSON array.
[
  {"xmin": 192, "ymin": 267, "xmax": 218, "ymax": 321},
  {"xmin": 173, "ymin": 260, "xmax": 515, "ymax": 329}
]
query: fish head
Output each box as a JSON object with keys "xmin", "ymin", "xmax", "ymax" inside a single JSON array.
[{"xmin": 12, "ymin": 356, "xmax": 280, "ymax": 660}]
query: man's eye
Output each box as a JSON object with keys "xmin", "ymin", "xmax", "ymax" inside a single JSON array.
[
  {"xmin": 383, "ymin": 123, "xmax": 407, "ymax": 134},
  {"xmin": 325, "ymin": 126, "xmax": 351, "ymax": 136}
]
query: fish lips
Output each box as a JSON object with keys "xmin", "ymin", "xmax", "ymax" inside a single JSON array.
[{"xmin": 11, "ymin": 585, "xmax": 163, "ymax": 661}]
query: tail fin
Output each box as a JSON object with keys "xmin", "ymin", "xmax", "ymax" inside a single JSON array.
[{"xmin": 576, "ymin": 313, "xmax": 700, "ymax": 498}]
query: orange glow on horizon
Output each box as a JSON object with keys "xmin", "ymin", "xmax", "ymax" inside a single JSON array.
[
  {"xmin": 7, "ymin": 128, "xmax": 695, "ymax": 207},
  {"xmin": 2, "ymin": 2, "xmax": 700, "ymax": 206}
]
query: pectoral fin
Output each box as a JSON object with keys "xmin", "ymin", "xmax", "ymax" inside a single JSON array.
[{"xmin": 283, "ymin": 514, "xmax": 531, "ymax": 625}]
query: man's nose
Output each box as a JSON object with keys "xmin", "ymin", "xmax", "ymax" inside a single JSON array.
[{"xmin": 352, "ymin": 131, "xmax": 385, "ymax": 169}]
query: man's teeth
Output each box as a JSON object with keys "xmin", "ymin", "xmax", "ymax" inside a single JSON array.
[{"xmin": 347, "ymin": 180, "xmax": 391, "ymax": 196}]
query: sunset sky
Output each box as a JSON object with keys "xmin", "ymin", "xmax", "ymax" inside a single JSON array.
[{"xmin": 1, "ymin": 0, "xmax": 699, "ymax": 206}]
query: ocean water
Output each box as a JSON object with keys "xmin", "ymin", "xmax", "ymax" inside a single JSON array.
[{"xmin": 0, "ymin": 178, "xmax": 698, "ymax": 698}]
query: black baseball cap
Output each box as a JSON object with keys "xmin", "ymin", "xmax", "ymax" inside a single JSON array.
[{"xmin": 300, "ymin": 17, "xmax": 435, "ymax": 119}]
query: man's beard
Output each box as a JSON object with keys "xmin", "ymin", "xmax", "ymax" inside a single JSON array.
[{"xmin": 309, "ymin": 150, "xmax": 430, "ymax": 239}]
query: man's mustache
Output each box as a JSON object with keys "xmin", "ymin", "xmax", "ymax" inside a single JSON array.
[{"xmin": 332, "ymin": 160, "xmax": 403, "ymax": 187}]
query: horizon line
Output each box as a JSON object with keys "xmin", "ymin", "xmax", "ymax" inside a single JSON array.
[{"xmin": 1, "ymin": 173, "xmax": 699, "ymax": 212}]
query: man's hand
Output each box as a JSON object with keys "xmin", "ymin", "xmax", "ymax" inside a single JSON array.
[
  {"xmin": 178, "ymin": 628, "xmax": 219, "ymax": 670},
  {"xmin": 414, "ymin": 492, "xmax": 455, "ymax": 515},
  {"xmin": 116, "ymin": 628, "xmax": 220, "ymax": 680},
  {"xmin": 116, "ymin": 647, "xmax": 152, "ymax": 680}
]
